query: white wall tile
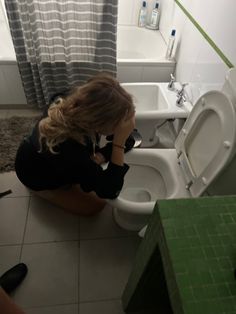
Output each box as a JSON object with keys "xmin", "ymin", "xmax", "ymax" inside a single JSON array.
[
  {"xmin": 142, "ymin": 65, "xmax": 175, "ymax": 82},
  {"xmin": 175, "ymin": 9, "xmax": 201, "ymax": 84},
  {"xmin": 159, "ymin": 0, "xmax": 176, "ymax": 43},
  {"xmin": 117, "ymin": 0, "xmax": 134, "ymax": 25},
  {"xmin": 187, "ymin": 0, "xmax": 236, "ymax": 67},
  {"xmin": 117, "ymin": 65, "xmax": 143, "ymax": 82},
  {"xmin": 0, "ymin": 65, "xmax": 27, "ymax": 105},
  {"xmin": 173, "ymin": 2, "xmax": 230, "ymax": 104}
]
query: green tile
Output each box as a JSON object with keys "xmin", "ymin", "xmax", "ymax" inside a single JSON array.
[
  {"xmin": 220, "ymin": 235, "xmax": 232, "ymax": 245},
  {"xmin": 213, "ymin": 245, "xmax": 228, "ymax": 257},
  {"xmin": 218, "ymin": 258, "xmax": 232, "ymax": 270},
  {"xmin": 190, "ymin": 247, "xmax": 205, "ymax": 259},
  {"xmin": 217, "ymin": 284, "xmax": 231, "ymax": 297},
  {"xmin": 211, "ymin": 270, "xmax": 229, "ymax": 284},
  {"xmin": 228, "ymin": 283, "xmax": 236, "ymax": 296},
  {"xmin": 189, "ymin": 236, "xmax": 202, "ymax": 247},
  {"xmin": 221, "ymin": 214, "xmax": 234, "ymax": 223},
  {"xmin": 204, "ymin": 247, "xmax": 216, "ymax": 258},
  {"xmin": 219, "ymin": 297, "xmax": 236, "ymax": 312},
  {"xmin": 232, "ymin": 213, "xmax": 236, "ymax": 222},
  {"xmin": 155, "ymin": 197, "xmax": 236, "ymax": 314},
  {"xmin": 192, "ymin": 287, "xmax": 207, "ymax": 300},
  {"xmin": 181, "ymin": 287, "xmax": 195, "ymax": 301},
  {"xmin": 199, "ymin": 271, "xmax": 213, "ymax": 285},
  {"xmin": 185, "ymin": 226, "xmax": 197, "ymax": 237},
  {"xmin": 202, "ymin": 285, "xmax": 218, "ymax": 298},
  {"xmin": 164, "ymin": 226, "xmax": 177, "ymax": 238},
  {"xmin": 173, "ymin": 261, "xmax": 187, "ymax": 274},
  {"xmin": 209, "ymin": 235, "xmax": 222, "ymax": 246},
  {"xmin": 199, "ymin": 234, "xmax": 211, "ymax": 246},
  {"xmin": 184, "ymin": 301, "xmax": 199, "ymax": 314},
  {"xmin": 176, "ymin": 274, "xmax": 191, "ymax": 288}
]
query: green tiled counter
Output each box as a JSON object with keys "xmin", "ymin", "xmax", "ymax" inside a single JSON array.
[{"xmin": 122, "ymin": 196, "xmax": 236, "ymax": 314}]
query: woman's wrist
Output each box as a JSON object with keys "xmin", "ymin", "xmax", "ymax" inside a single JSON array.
[
  {"xmin": 113, "ymin": 135, "xmax": 126, "ymax": 147},
  {"xmin": 112, "ymin": 143, "xmax": 125, "ymax": 150}
]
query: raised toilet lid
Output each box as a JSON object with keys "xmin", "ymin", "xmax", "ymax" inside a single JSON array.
[{"xmin": 175, "ymin": 90, "xmax": 236, "ymax": 197}]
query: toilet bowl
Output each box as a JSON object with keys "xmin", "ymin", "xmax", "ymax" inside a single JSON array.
[{"xmin": 108, "ymin": 69, "xmax": 236, "ymax": 231}]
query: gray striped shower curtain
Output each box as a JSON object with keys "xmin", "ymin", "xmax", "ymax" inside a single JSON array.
[{"xmin": 5, "ymin": 0, "xmax": 118, "ymax": 108}]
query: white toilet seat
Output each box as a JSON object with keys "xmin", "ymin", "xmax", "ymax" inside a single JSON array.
[{"xmin": 175, "ymin": 90, "xmax": 236, "ymax": 197}]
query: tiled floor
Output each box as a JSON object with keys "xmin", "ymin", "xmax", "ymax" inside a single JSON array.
[
  {"xmin": 0, "ymin": 171, "xmax": 140, "ymax": 314},
  {"xmin": 0, "ymin": 109, "xmax": 141, "ymax": 314}
]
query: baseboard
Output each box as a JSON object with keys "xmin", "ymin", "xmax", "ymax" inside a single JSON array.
[{"xmin": 0, "ymin": 104, "xmax": 32, "ymax": 109}]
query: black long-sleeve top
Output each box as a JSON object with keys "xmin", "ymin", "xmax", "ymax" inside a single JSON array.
[{"xmin": 15, "ymin": 121, "xmax": 130, "ymax": 199}]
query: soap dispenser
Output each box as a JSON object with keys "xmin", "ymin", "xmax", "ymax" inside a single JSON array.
[{"xmin": 138, "ymin": 1, "xmax": 147, "ymax": 27}]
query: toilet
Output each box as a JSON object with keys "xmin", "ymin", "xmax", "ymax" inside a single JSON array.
[{"xmin": 108, "ymin": 68, "xmax": 236, "ymax": 231}]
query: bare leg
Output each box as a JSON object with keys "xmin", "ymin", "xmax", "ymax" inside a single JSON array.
[
  {"xmin": 0, "ymin": 288, "xmax": 25, "ymax": 314},
  {"xmin": 33, "ymin": 185, "xmax": 107, "ymax": 216}
]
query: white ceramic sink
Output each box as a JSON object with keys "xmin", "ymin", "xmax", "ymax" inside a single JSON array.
[{"xmin": 121, "ymin": 82, "xmax": 192, "ymax": 119}]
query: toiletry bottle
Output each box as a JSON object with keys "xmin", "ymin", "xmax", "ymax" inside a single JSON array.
[
  {"xmin": 150, "ymin": 2, "xmax": 160, "ymax": 29},
  {"xmin": 138, "ymin": 1, "xmax": 147, "ymax": 27},
  {"xmin": 166, "ymin": 29, "xmax": 176, "ymax": 60}
]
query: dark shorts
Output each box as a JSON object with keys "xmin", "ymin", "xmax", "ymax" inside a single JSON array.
[{"xmin": 15, "ymin": 139, "xmax": 69, "ymax": 191}]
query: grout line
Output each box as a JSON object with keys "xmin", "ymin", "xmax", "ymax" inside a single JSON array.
[
  {"xmin": 20, "ymin": 240, "xmax": 79, "ymax": 246},
  {"xmin": 23, "ymin": 302, "xmax": 79, "ymax": 310},
  {"xmin": 159, "ymin": 29, "xmax": 168, "ymax": 45},
  {"xmin": 19, "ymin": 195, "xmax": 31, "ymax": 261},
  {"xmin": 79, "ymin": 234, "xmax": 138, "ymax": 241},
  {"xmin": 0, "ymin": 234, "xmax": 138, "ymax": 247},
  {"xmin": 79, "ymin": 297, "xmax": 121, "ymax": 304},
  {"xmin": 0, "ymin": 243, "xmax": 22, "ymax": 248}
]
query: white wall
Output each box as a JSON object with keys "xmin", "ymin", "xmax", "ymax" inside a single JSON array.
[
  {"xmin": 118, "ymin": 0, "xmax": 235, "ymax": 104},
  {"xmin": 180, "ymin": 0, "xmax": 236, "ymax": 67},
  {"xmin": 169, "ymin": 1, "xmax": 233, "ymax": 104}
]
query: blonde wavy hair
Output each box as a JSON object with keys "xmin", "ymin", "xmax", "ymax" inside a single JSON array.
[{"xmin": 39, "ymin": 72, "xmax": 135, "ymax": 153}]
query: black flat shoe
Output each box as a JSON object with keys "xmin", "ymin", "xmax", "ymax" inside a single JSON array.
[{"xmin": 0, "ymin": 263, "xmax": 28, "ymax": 294}]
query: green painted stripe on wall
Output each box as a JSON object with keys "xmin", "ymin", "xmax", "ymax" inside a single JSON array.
[{"xmin": 174, "ymin": 0, "xmax": 234, "ymax": 68}]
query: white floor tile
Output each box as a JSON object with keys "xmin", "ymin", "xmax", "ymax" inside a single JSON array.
[
  {"xmin": 24, "ymin": 196, "xmax": 79, "ymax": 243},
  {"xmin": 13, "ymin": 242, "xmax": 79, "ymax": 308},
  {"xmin": 0, "ymin": 172, "xmax": 30, "ymax": 197},
  {"xmin": 0, "ymin": 197, "xmax": 29, "ymax": 245},
  {"xmin": 79, "ymin": 237, "xmax": 140, "ymax": 302},
  {"xmin": 79, "ymin": 204, "xmax": 136, "ymax": 240},
  {"xmin": 25, "ymin": 304, "xmax": 78, "ymax": 314},
  {"xmin": 0, "ymin": 245, "xmax": 21, "ymax": 275},
  {"xmin": 80, "ymin": 299, "xmax": 124, "ymax": 314}
]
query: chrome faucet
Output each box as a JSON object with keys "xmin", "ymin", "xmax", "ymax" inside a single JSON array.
[
  {"xmin": 167, "ymin": 73, "xmax": 175, "ymax": 90},
  {"xmin": 176, "ymin": 83, "xmax": 188, "ymax": 107}
]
